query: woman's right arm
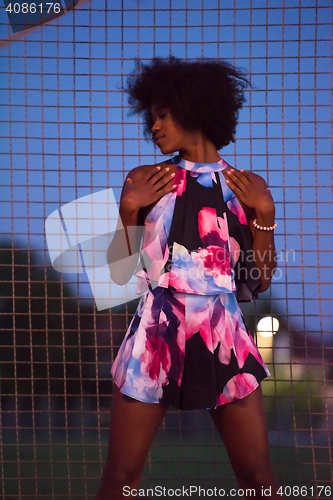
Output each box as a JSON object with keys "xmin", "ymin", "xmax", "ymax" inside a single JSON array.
[
  {"xmin": 107, "ymin": 165, "xmax": 176, "ymax": 285},
  {"xmin": 107, "ymin": 201, "xmax": 142, "ymax": 286}
]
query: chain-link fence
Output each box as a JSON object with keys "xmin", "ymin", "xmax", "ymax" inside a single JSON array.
[{"xmin": 0, "ymin": 0, "xmax": 332, "ymax": 498}]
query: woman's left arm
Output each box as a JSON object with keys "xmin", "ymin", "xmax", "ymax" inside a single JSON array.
[{"xmin": 225, "ymin": 168, "xmax": 277, "ymax": 293}]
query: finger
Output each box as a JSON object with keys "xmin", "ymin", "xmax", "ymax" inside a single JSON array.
[
  {"xmin": 155, "ymin": 171, "xmax": 176, "ymax": 191},
  {"xmin": 225, "ymin": 177, "xmax": 243, "ymax": 197},
  {"xmin": 150, "ymin": 166, "xmax": 172, "ymax": 184},
  {"xmin": 146, "ymin": 165, "xmax": 170, "ymax": 182},
  {"xmin": 239, "ymin": 169, "xmax": 252, "ymax": 182},
  {"xmin": 225, "ymin": 170, "xmax": 247, "ymax": 192},
  {"xmin": 150, "ymin": 181, "xmax": 174, "ymax": 204},
  {"xmin": 146, "ymin": 165, "xmax": 162, "ymax": 181},
  {"xmin": 153, "ymin": 169, "xmax": 174, "ymax": 186},
  {"xmin": 226, "ymin": 168, "xmax": 250, "ymax": 188},
  {"xmin": 154, "ymin": 176, "xmax": 177, "ymax": 196}
]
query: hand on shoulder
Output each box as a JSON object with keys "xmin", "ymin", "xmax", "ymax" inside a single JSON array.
[
  {"xmin": 224, "ymin": 167, "xmax": 275, "ymax": 216},
  {"xmin": 120, "ymin": 160, "xmax": 177, "ymax": 213}
]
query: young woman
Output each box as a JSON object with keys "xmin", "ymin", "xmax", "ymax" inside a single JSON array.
[{"xmin": 96, "ymin": 56, "xmax": 279, "ymax": 499}]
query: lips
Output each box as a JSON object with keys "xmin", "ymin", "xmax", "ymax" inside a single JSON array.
[{"xmin": 154, "ymin": 135, "xmax": 164, "ymax": 143}]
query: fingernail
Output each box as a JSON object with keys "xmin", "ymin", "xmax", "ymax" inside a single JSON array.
[
  {"xmin": 156, "ymin": 166, "xmax": 161, "ymax": 170},
  {"xmin": 240, "ymin": 169, "xmax": 244, "ymax": 172},
  {"xmin": 171, "ymin": 172, "xmax": 176, "ymax": 177},
  {"xmin": 172, "ymin": 184, "xmax": 177, "ymax": 188},
  {"xmin": 165, "ymin": 167, "xmax": 170, "ymax": 171},
  {"xmin": 226, "ymin": 179, "xmax": 230, "ymax": 183}
]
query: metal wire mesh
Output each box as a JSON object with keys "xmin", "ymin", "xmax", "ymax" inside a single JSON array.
[{"xmin": 0, "ymin": 0, "xmax": 332, "ymax": 498}]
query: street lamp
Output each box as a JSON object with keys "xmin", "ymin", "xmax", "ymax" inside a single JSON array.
[{"xmin": 257, "ymin": 316, "xmax": 280, "ymax": 364}]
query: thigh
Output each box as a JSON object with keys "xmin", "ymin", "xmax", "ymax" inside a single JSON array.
[
  {"xmin": 209, "ymin": 385, "xmax": 271, "ymax": 472},
  {"xmin": 106, "ymin": 384, "xmax": 168, "ymax": 473}
]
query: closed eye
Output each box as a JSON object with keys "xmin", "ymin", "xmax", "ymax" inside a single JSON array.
[{"xmin": 151, "ymin": 112, "xmax": 168, "ymax": 125}]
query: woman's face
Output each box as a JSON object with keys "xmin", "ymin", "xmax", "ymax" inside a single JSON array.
[{"xmin": 150, "ymin": 103, "xmax": 195, "ymax": 155}]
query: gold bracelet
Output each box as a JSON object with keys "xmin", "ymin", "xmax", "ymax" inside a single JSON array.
[{"xmin": 252, "ymin": 218, "xmax": 277, "ymax": 231}]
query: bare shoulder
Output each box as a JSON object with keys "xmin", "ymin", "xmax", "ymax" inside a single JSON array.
[{"xmin": 126, "ymin": 159, "xmax": 174, "ymax": 182}]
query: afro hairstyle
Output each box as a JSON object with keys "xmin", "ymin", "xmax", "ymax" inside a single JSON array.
[{"xmin": 124, "ymin": 56, "xmax": 251, "ymax": 150}]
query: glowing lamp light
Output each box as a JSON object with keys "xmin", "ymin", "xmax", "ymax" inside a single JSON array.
[{"xmin": 257, "ymin": 316, "xmax": 279, "ymax": 338}]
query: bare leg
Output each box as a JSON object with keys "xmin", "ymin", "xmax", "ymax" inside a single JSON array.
[
  {"xmin": 95, "ymin": 384, "xmax": 168, "ymax": 500},
  {"xmin": 209, "ymin": 385, "xmax": 280, "ymax": 499}
]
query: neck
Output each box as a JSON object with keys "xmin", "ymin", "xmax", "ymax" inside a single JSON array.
[{"xmin": 177, "ymin": 134, "xmax": 221, "ymax": 163}]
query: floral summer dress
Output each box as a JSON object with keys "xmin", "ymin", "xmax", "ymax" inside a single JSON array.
[{"xmin": 111, "ymin": 155, "xmax": 270, "ymax": 410}]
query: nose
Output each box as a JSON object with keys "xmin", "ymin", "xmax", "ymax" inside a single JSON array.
[{"xmin": 151, "ymin": 117, "xmax": 161, "ymax": 133}]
